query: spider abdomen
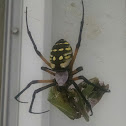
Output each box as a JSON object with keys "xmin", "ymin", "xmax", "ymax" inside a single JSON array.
[{"xmin": 50, "ymin": 39, "xmax": 73, "ymax": 71}]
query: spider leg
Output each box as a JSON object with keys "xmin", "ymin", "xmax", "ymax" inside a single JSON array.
[
  {"xmin": 26, "ymin": 7, "xmax": 51, "ymax": 67},
  {"xmin": 41, "ymin": 66, "xmax": 55, "ymax": 76},
  {"xmin": 72, "ymin": 66, "xmax": 83, "ymax": 75},
  {"xmin": 15, "ymin": 79, "xmax": 54, "ymax": 103},
  {"xmin": 29, "ymin": 83, "xmax": 56, "ymax": 114},
  {"xmin": 70, "ymin": 80, "xmax": 93, "ymax": 116},
  {"xmin": 73, "ymin": 76, "xmax": 110, "ymax": 92},
  {"xmin": 69, "ymin": 0, "xmax": 84, "ymax": 69}
]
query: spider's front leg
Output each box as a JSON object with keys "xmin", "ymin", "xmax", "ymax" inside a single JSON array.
[
  {"xmin": 69, "ymin": 0, "xmax": 84, "ymax": 69},
  {"xmin": 15, "ymin": 79, "xmax": 54, "ymax": 103},
  {"xmin": 26, "ymin": 7, "xmax": 51, "ymax": 67},
  {"xmin": 73, "ymin": 75, "xmax": 110, "ymax": 92},
  {"xmin": 29, "ymin": 83, "xmax": 56, "ymax": 114}
]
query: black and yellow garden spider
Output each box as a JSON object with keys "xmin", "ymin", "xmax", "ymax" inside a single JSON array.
[{"xmin": 15, "ymin": 0, "xmax": 110, "ymax": 116}]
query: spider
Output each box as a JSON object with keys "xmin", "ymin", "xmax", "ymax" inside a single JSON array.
[{"xmin": 15, "ymin": 0, "xmax": 110, "ymax": 116}]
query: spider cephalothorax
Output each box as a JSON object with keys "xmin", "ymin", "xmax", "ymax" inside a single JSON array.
[
  {"xmin": 55, "ymin": 71, "xmax": 69, "ymax": 86},
  {"xmin": 15, "ymin": 0, "xmax": 110, "ymax": 116}
]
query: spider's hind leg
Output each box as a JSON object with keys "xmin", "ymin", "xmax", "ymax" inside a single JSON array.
[
  {"xmin": 73, "ymin": 75, "xmax": 110, "ymax": 92},
  {"xmin": 29, "ymin": 83, "xmax": 56, "ymax": 114},
  {"xmin": 15, "ymin": 79, "xmax": 54, "ymax": 103}
]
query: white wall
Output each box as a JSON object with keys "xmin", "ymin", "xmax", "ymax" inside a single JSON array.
[
  {"xmin": 19, "ymin": 0, "xmax": 52, "ymax": 126},
  {"xmin": 19, "ymin": 0, "xmax": 126, "ymax": 126}
]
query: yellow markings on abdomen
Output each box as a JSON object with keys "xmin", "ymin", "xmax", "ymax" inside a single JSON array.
[
  {"xmin": 60, "ymin": 58, "xmax": 72, "ymax": 68},
  {"xmin": 52, "ymin": 49, "xmax": 57, "ymax": 52},
  {"xmin": 55, "ymin": 41, "xmax": 69, "ymax": 45},
  {"xmin": 65, "ymin": 55, "xmax": 71, "ymax": 60},
  {"xmin": 50, "ymin": 63, "xmax": 55, "ymax": 69},
  {"xmin": 59, "ymin": 56, "xmax": 63, "ymax": 60},
  {"xmin": 64, "ymin": 51, "xmax": 72, "ymax": 56},
  {"xmin": 65, "ymin": 47, "xmax": 71, "ymax": 51},
  {"xmin": 53, "ymin": 56, "xmax": 56, "ymax": 61},
  {"xmin": 59, "ymin": 48, "xmax": 64, "ymax": 51},
  {"xmin": 64, "ymin": 42, "xmax": 69, "ymax": 44}
]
